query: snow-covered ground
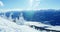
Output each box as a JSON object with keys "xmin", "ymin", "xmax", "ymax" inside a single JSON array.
[
  {"xmin": 45, "ymin": 26, "xmax": 60, "ymax": 31},
  {"xmin": 24, "ymin": 21, "xmax": 51, "ymax": 27},
  {"xmin": 24, "ymin": 21, "xmax": 60, "ymax": 31},
  {"xmin": 0, "ymin": 17, "xmax": 40, "ymax": 32},
  {"xmin": 0, "ymin": 16, "xmax": 60, "ymax": 32}
]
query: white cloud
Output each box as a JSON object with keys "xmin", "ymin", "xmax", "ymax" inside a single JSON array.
[
  {"xmin": 29, "ymin": 0, "xmax": 40, "ymax": 10},
  {"xmin": 0, "ymin": 1, "xmax": 4, "ymax": 6}
]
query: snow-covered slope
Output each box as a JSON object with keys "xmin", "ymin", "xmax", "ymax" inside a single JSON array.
[
  {"xmin": 0, "ymin": 17, "xmax": 40, "ymax": 32},
  {"xmin": 0, "ymin": 16, "xmax": 60, "ymax": 32},
  {"xmin": 45, "ymin": 26, "xmax": 60, "ymax": 31},
  {"xmin": 24, "ymin": 21, "xmax": 60, "ymax": 31},
  {"xmin": 24, "ymin": 21, "xmax": 51, "ymax": 27}
]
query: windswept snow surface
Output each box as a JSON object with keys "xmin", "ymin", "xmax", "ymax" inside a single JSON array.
[
  {"xmin": 24, "ymin": 22, "xmax": 51, "ymax": 27},
  {"xmin": 24, "ymin": 22, "xmax": 60, "ymax": 31},
  {"xmin": 0, "ymin": 17, "xmax": 60, "ymax": 32},
  {"xmin": 0, "ymin": 17, "xmax": 40, "ymax": 32},
  {"xmin": 45, "ymin": 26, "xmax": 60, "ymax": 31}
]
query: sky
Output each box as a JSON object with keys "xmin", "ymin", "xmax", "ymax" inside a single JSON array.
[{"xmin": 0, "ymin": 0, "xmax": 60, "ymax": 12}]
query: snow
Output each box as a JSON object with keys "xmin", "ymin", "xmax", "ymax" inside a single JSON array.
[
  {"xmin": 0, "ymin": 16, "xmax": 60, "ymax": 32},
  {"xmin": 0, "ymin": 17, "xmax": 40, "ymax": 32},
  {"xmin": 24, "ymin": 22, "xmax": 51, "ymax": 27},
  {"xmin": 24, "ymin": 21, "xmax": 60, "ymax": 31},
  {"xmin": 45, "ymin": 26, "xmax": 60, "ymax": 31}
]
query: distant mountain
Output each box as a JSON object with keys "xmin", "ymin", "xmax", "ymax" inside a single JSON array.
[{"xmin": 0, "ymin": 9, "xmax": 60, "ymax": 26}]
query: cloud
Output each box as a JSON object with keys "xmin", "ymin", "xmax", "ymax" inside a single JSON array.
[
  {"xmin": 0, "ymin": 1, "xmax": 4, "ymax": 6},
  {"xmin": 29, "ymin": 0, "xmax": 40, "ymax": 10}
]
